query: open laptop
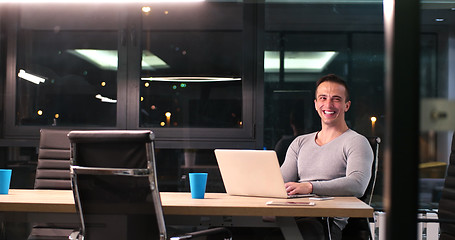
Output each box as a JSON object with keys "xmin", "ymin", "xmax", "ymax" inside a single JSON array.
[{"xmin": 214, "ymin": 149, "xmax": 314, "ymax": 199}]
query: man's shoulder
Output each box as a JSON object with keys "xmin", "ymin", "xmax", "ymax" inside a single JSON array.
[
  {"xmin": 340, "ymin": 129, "xmax": 370, "ymax": 144},
  {"xmin": 292, "ymin": 132, "xmax": 317, "ymax": 146},
  {"xmin": 341, "ymin": 129, "xmax": 374, "ymax": 153},
  {"xmin": 295, "ymin": 132, "xmax": 317, "ymax": 140},
  {"xmin": 344, "ymin": 129, "xmax": 366, "ymax": 138}
]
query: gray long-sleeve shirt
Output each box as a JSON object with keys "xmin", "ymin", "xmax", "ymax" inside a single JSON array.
[
  {"xmin": 280, "ymin": 129, "xmax": 373, "ymax": 230},
  {"xmin": 281, "ymin": 129, "xmax": 373, "ymax": 197}
]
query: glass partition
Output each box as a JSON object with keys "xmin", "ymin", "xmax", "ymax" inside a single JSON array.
[
  {"xmin": 262, "ymin": 1, "xmax": 447, "ymax": 212},
  {"xmin": 0, "ymin": 2, "xmax": 453, "ymax": 223},
  {"xmin": 263, "ymin": 2, "xmax": 385, "ymax": 157},
  {"xmin": 418, "ymin": 4, "xmax": 454, "ymax": 213}
]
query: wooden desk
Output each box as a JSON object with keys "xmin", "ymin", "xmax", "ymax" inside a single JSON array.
[
  {"xmin": 0, "ymin": 189, "xmax": 75, "ymax": 213},
  {"xmin": 163, "ymin": 192, "xmax": 373, "ymax": 218},
  {"xmin": 0, "ymin": 190, "xmax": 373, "ymax": 240}
]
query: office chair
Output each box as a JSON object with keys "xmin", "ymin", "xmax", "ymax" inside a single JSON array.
[
  {"xmin": 341, "ymin": 136, "xmax": 381, "ymax": 240},
  {"xmin": 68, "ymin": 130, "xmax": 231, "ymax": 240},
  {"xmin": 34, "ymin": 129, "xmax": 72, "ymax": 190},
  {"xmin": 418, "ymin": 132, "xmax": 455, "ymax": 240},
  {"xmin": 29, "ymin": 128, "xmax": 77, "ymax": 240},
  {"xmin": 437, "ymin": 132, "xmax": 455, "ymax": 240}
]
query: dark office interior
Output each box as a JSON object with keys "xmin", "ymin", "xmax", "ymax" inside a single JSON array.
[{"xmin": 0, "ymin": 1, "xmax": 454, "ymax": 239}]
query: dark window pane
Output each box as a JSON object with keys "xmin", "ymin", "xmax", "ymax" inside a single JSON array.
[
  {"xmin": 140, "ymin": 27, "xmax": 243, "ymax": 129},
  {"xmin": 15, "ymin": 30, "xmax": 118, "ymax": 126}
]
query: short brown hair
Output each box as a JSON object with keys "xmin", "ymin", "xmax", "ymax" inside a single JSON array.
[{"xmin": 315, "ymin": 74, "xmax": 350, "ymax": 102}]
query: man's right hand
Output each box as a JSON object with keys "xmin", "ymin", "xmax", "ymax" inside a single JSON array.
[{"xmin": 284, "ymin": 181, "xmax": 313, "ymax": 195}]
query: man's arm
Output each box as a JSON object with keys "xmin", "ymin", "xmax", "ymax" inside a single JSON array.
[{"xmin": 311, "ymin": 135, "xmax": 373, "ymax": 197}]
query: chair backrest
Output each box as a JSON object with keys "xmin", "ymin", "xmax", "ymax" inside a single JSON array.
[
  {"xmin": 438, "ymin": 132, "xmax": 455, "ymax": 240},
  {"xmin": 341, "ymin": 136, "xmax": 381, "ymax": 240},
  {"xmin": 34, "ymin": 129, "xmax": 72, "ymax": 190},
  {"xmin": 68, "ymin": 130, "xmax": 166, "ymax": 240},
  {"xmin": 360, "ymin": 136, "xmax": 381, "ymax": 205}
]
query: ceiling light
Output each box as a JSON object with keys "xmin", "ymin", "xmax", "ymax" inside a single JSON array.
[
  {"xmin": 67, "ymin": 49, "xmax": 168, "ymax": 71},
  {"xmin": 141, "ymin": 76, "xmax": 241, "ymax": 82},
  {"xmin": 95, "ymin": 94, "xmax": 117, "ymax": 103},
  {"xmin": 264, "ymin": 51, "xmax": 338, "ymax": 73},
  {"xmin": 18, "ymin": 69, "xmax": 46, "ymax": 84}
]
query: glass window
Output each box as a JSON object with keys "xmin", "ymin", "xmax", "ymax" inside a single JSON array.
[
  {"xmin": 5, "ymin": 4, "xmax": 122, "ymax": 135},
  {"xmin": 263, "ymin": 1, "xmax": 449, "ymax": 213},
  {"xmin": 140, "ymin": 3, "xmax": 245, "ymax": 130},
  {"xmin": 418, "ymin": 4, "xmax": 453, "ymax": 212},
  {"xmin": 140, "ymin": 32, "xmax": 243, "ymax": 128},
  {"xmin": 16, "ymin": 30, "xmax": 118, "ymax": 127},
  {"xmin": 264, "ymin": 32, "xmax": 351, "ymax": 157},
  {"xmin": 263, "ymin": 3, "xmax": 385, "ymax": 152},
  {"xmin": 263, "ymin": 2, "xmax": 389, "ymax": 207}
]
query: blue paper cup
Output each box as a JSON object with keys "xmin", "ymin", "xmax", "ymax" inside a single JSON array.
[
  {"xmin": 0, "ymin": 169, "xmax": 12, "ymax": 194},
  {"xmin": 189, "ymin": 173, "xmax": 208, "ymax": 199}
]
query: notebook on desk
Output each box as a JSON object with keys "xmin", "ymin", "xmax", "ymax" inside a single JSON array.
[{"xmin": 214, "ymin": 149, "xmax": 314, "ymax": 199}]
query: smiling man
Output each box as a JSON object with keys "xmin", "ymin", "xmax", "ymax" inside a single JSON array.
[{"xmin": 280, "ymin": 74, "xmax": 373, "ymax": 240}]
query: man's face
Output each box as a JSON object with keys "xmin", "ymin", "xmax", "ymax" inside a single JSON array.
[{"xmin": 314, "ymin": 81, "xmax": 351, "ymax": 126}]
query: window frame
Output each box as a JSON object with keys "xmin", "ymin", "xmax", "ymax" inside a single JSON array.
[{"xmin": 2, "ymin": 3, "xmax": 262, "ymax": 150}]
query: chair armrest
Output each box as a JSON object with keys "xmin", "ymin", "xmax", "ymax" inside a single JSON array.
[{"xmin": 71, "ymin": 166, "xmax": 150, "ymax": 176}]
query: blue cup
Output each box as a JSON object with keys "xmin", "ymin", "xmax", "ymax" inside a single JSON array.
[
  {"xmin": 0, "ymin": 169, "xmax": 12, "ymax": 194},
  {"xmin": 189, "ymin": 173, "xmax": 208, "ymax": 199}
]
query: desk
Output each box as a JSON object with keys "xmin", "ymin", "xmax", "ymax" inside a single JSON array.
[
  {"xmin": 163, "ymin": 192, "xmax": 372, "ymax": 217},
  {"xmin": 0, "ymin": 190, "xmax": 373, "ymax": 240}
]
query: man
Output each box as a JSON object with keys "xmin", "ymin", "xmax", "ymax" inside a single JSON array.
[{"xmin": 280, "ymin": 74, "xmax": 373, "ymax": 240}]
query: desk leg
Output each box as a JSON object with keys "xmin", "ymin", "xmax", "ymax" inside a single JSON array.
[{"xmin": 276, "ymin": 217, "xmax": 304, "ymax": 240}]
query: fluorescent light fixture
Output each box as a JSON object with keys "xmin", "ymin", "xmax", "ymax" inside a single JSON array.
[
  {"xmin": 264, "ymin": 51, "xmax": 338, "ymax": 73},
  {"xmin": 95, "ymin": 94, "xmax": 117, "ymax": 103},
  {"xmin": 17, "ymin": 69, "xmax": 46, "ymax": 84},
  {"xmin": 67, "ymin": 49, "xmax": 169, "ymax": 71},
  {"xmin": 141, "ymin": 76, "xmax": 241, "ymax": 82},
  {"xmin": 142, "ymin": 51, "xmax": 169, "ymax": 70},
  {"xmin": 68, "ymin": 49, "xmax": 118, "ymax": 70}
]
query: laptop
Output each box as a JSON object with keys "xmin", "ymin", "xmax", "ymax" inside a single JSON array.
[{"xmin": 214, "ymin": 149, "xmax": 314, "ymax": 199}]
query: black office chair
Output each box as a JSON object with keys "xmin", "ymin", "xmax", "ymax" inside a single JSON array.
[
  {"xmin": 341, "ymin": 136, "xmax": 381, "ymax": 240},
  {"xmin": 415, "ymin": 132, "xmax": 455, "ymax": 240},
  {"xmin": 68, "ymin": 130, "xmax": 231, "ymax": 240},
  {"xmin": 434, "ymin": 132, "xmax": 455, "ymax": 240},
  {"xmin": 34, "ymin": 129, "xmax": 72, "ymax": 190},
  {"xmin": 28, "ymin": 128, "xmax": 77, "ymax": 240}
]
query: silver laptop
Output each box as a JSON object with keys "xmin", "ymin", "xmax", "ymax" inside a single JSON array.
[{"xmin": 214, "ymin": 149, "xmax": 314, "ymax": 199}]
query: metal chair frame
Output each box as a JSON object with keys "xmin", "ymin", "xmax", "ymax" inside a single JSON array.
[
  {"xmin": 69, "ymin": 130, "xmax": 166, "ymax": 240},
  {"xmin": 69, "ymin": 130, "xmax": 231, "ymax": 240}
]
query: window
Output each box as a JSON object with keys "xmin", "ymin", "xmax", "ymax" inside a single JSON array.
[
  {"xmin": 4, "ymin": 2, "xmax": 257, "ymax": 147},
  {"xmin": 5, "ymin": 4, "xmax": 123, "ymax": 137},
  {"xmin": 139, "ymin": 31, "xmax": 243, "ymax": 129},
  {"xmin": 139, "ymin": 3, "xmax": 256, "ymax": 144},
  {"xmin": 15, "ymin": 30, "xmax": 118, "ymax": 127}
]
